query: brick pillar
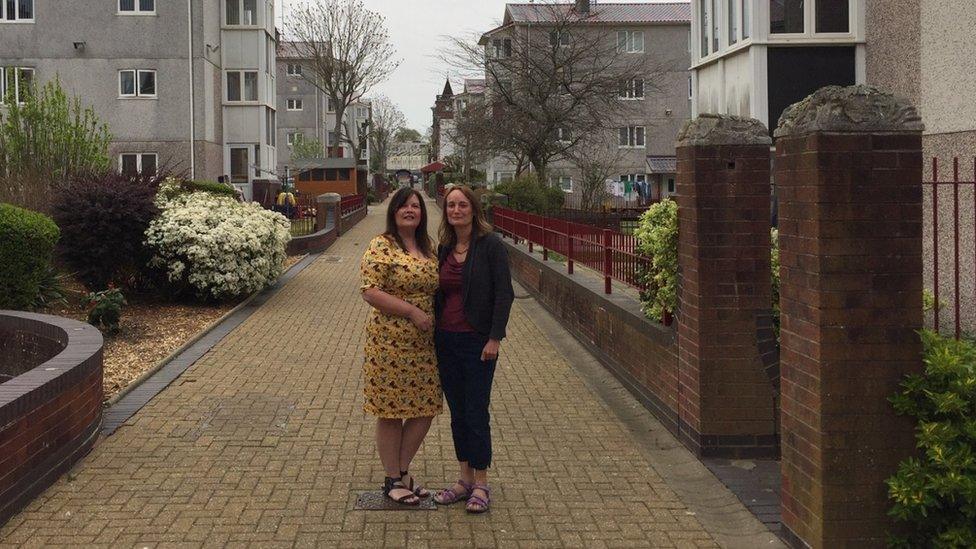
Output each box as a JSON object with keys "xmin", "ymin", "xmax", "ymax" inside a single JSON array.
[
  {"xmin": 775, "ymin": 85, "xmax": 924, "ymax": 548},
  {"xmin": 318, "ymin": 192, "xmax": 341, "ymax": 235},
  {"xmin": 675, "ymin": 114, "xmax": 779, "ymax": 458}
]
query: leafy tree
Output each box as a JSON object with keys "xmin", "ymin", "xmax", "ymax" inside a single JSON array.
[
  {"xmin": 0, "ymin": 78, "xmax": 111, "ymax": 212},
  {"xmin": 394, "ymin": 128, "xmax": 422, "ymax": 142},
  {"xmin": 292, "ymin": 137, "xmax": 325, "ymax": 161}
]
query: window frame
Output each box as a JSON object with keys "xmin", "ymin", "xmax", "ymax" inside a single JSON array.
[
  {"xmin": 549, "ymin": 30, "xmax": 571, "ymax": 48},
  {"xmin": 119, "ymin": 152, "xmax": 158, "ymax": 176},
  {"xmin": 225, "ymin": 0, "xmax": 258, "ymax": 26},
  {"xmin": 554, "ymin": 127, "xmax": 571, "ymax": 143},
  {"xmin": 618, "ymin": 125, "xmax": 646, "ymax": 148},
  {"xmin": 490, "ymin": 38, "xmax": 512, "ymax": 59},
  {"xmin": 286, "ymin": 98, "xmax": 303, "ymax": 111},
  {"xmin": 0, "ymin": 67, "xmax": 34, "ymax": 104},
  {"xmin": 118, "ymin": 0, "xmax": 156, "ymax": 15},
  {"xmin": 286, "ymin": 63, "xmax": 302, "ymax": 76},
  {"xmin": 728, "ymin": 0, "xmax": 738, "ymax": 45},
  {"xmin": 226, "ymin": 70, "xmax": 259, "ymax": 102},
  {"xmin": 0, "ymin": 0, "xmax": 34, "ymax": 22},
  {"xmin": 554, "ymin": 175, "xmax": 573, "ymax": 193},
  {"xmin": 619, "ymin": 78, "xmax": 645, "ymax": 100},
  {"xmin": 118, "ymin": 69, "xmax": 157, "ymax": 98},
  {"xmin": 617, "ymin": 30, "xmax": 645, "ymax": 54},
  {"xmin": 287, "ymin": 131, "xmax": 304, "ymax": 147}
]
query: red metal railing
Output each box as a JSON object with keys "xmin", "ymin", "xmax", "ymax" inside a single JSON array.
[
  {"xmin": 926, "ymin": 157, "xmax": 976, "ymax": 339},
  {"xmin": 340, "ymin": 194, "xmax": 365, "ymax": 217},
  {"xmin": 493, "ymin": 206, "xmax": 651, "ymax": 294}
]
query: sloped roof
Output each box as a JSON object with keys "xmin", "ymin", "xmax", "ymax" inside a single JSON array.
[
  {"xmin": 505, "ymin": 2, "xmax": 691, "ymax": 24},
  {"xmin": 463, "ymin": 79, "xmax": 486, "ymax": 94},
  {"xmin": 646, "ymin": 155, "xmax": 677, "ymax": 174}
]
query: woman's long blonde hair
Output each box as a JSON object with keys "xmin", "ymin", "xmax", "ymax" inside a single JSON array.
[{"xmin": 438, "ymin": 185, "xmax": 493, "ymax": 250}]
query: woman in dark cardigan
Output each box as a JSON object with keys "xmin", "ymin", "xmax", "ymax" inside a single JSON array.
[{"xmin": 431, "ymin": 185, "xmax": 514, "ymax": 514}]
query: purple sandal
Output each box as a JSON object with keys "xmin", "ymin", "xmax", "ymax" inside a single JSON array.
[
  {"xmin": 465, "ymin": 483, "xmax": 490, "ymax": 514},
  {"xmin": 433, "ymin": 479, "xmax": 472, "ymax": 505}
]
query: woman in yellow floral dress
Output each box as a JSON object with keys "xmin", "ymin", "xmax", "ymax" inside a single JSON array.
[{"xmin": 360, "ymin": 187, "xmax": 441, "ymax": 506}]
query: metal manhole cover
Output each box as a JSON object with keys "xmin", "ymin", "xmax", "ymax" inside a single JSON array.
[{"xmin": 354, "ymin": 491, "xmax": 437, "ymax": 511}]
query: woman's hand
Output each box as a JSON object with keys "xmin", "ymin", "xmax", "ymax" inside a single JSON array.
[
  {"xmin": 408, "ymin": 307, "xmax": 433, "ymax": 332},
  {"xmin": 481, "ymin": 339, "xmax": 500, "ymax": 362}
]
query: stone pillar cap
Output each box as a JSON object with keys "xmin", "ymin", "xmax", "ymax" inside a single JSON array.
[
  {"xmin": 317, "ymin": 193, "xmax": 341, "ymax": 204},
  {"xmin": 677, "ymin": 113, "xmax": 771, "ymax": 147},
  {"xmin": 774, "ymin": 85, "xmax": 924, "ymax": 138}
]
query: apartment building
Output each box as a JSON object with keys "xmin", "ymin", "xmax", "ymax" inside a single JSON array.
[
  {"xmin": 388, "ymin": 141, "xmax": 428, "ymax": 173},
  {"xmin": 0, "ymin": 0, "xmax": 278, "ymax": 200},
  {"xmin": 469, "ymin": 0, "xmax": 691, "ymax": 199},
  {"xmin": 275, "ymin": 41, "xmax": 371, "ymax": 190},
  {"xmin": 690, "ymin": 0, "xmax": 975, "ymax": 158}
]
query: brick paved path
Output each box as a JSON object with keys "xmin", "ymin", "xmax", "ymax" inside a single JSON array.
[{"xmin": 1, "ymin": 198, "xmax": 749, "ymax": 548}]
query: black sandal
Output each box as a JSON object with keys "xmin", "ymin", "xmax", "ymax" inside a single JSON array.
[
  {"xmin": 400, "ymin": 470, "xmax": 431, "ymax": 498},
  {"xmin": 383, "ymin": 476, "xmax": 420, "ymax": 506}
]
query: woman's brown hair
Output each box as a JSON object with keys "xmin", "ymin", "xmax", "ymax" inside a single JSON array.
[
  {"xmin": 384, "ymin": 187, "xmax": 434, "ymax": 258},
  {"xmin": 438, "ymin": 185, "xmax": 493, "ymax": 251}
]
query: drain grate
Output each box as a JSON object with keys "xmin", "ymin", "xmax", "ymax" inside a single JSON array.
[{"xmin": 354, "ymin": 491, "xmax": 437, "ymax": 511}]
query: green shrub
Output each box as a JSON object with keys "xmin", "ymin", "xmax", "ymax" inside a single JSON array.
[
  {"xmin": 0, "ymin": 203, "xmax": 60, "ymax": 310},
  {"xmin": 52, "ymin": 171, "xmax": 163, "ymax": 290},
  {"xmin": 86, "ymin": 288, "xmax": 126, "ymax": 333},
  {"xmin": 182, "ymin": 179, "xmax": 239, "ymax": 198},
  {"xmin": 493, "ymin": 173, "xmax": 564, "ymax": 214},
  {"xmin": 31, "ymin": 264, "xmax": 69, "ymax": 310},
  {"xmin": 886, "ymin": 330, "xmax": 976, "ymax": 548},
  {"xmin": 634, "ymin": 199, "xmax": 678, "ymax": 322}
]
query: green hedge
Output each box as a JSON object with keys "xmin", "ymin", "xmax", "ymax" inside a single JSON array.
[
  {"xmin": 183, "ymin": 179, "xmax": 239, "ymax": 197},
  {"xmin": 887, "ymin": 330, "xmax": 976, "ymax": 548},
  {"xmin": 0, "ymin": 203, "xmax": 60, "ymax": 310},
  {"xmin": 493, "ymin": 174, "xmax": 564, "ymax": 214}
]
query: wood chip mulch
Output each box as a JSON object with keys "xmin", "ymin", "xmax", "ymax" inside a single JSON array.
[{"xmin": 44, "ymin": 254, "xmax": 307, "ymax": 402}]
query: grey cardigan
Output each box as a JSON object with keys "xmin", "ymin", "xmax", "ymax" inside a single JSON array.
[{"xmin": 434, "ymin": 232, "xmax": 514, "ymax": 340}]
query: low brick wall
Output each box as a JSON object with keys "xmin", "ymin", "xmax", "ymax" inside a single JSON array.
[
  {"xmin": 338, "ymin": 206, "xmax": 367, "ymax": 235},
  {"xmin": 503, "ymin": 240, "xmax": 684, "ymax": 440},
  {"xmin": 286, "ymin": 223, "xmax": 337, "ymax": 255},
  {"xmin": 0, "ymin": 312, "xmax": 103, "ymax": 526}
]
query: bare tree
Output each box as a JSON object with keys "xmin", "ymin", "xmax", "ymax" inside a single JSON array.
[
  {"xmin": 367, "ymin": 96, "xmax": 406, "ymax": 174},
  {"xmin": 441, "ymin": 2, "xmax": 664, "ymax": 184},
  {"xmin": 286, "ymin": 0, "xmax": 400, "ymax": 158},
  {"xmin": 444, "ymin": 100, "xmax": 494, "ymax": 182},
  {"xmin": 565, "ymin": 131, "xmax": 622, "ymax": 211}
]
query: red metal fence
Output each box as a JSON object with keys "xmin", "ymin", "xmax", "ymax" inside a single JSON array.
[
  {"xmin": 493, "ymin": 206, "xmax": 651, "ymax": 294},
  {"xmin": 926, "ymin": 157, "xmax": 976, "ymax": 339},
  {"xmin": 340, "ymin": 194, "xmax": 366, "ymax": 217}
]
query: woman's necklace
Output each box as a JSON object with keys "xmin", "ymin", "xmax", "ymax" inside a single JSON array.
[{"xmin": 454, "ymin": 241, "xmax": 470, "ymax": 255}]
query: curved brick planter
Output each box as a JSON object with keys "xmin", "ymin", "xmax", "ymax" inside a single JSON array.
[{"xmin": 0, "ymin": 311, "xmax": 103, "ymax": 526}]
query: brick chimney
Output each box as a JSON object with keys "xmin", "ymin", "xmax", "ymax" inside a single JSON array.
[{"xmin": 575, "ymin": 0, "xmax": 590, "ymax": 14}]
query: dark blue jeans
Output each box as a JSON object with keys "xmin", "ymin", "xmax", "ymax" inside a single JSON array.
[{"xmin": 434, "ymin": 330, "xmax": 497, "ymax": 470}]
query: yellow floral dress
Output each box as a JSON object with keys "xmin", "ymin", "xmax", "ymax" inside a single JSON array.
[{"xmin": 360, "ymin": 235, "xmax": 442, "ymax": 418}]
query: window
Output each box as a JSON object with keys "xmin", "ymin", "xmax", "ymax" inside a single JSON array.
[
  {"xmin": 356, "ymin": 106, "xmax": 369, "ymax": 119},
  {"xmin": 771, "ymin": 0, "xmax": 804, "ymax": 34},
  {"xmin": 549, "ymin": 30, "xmax": 570, "ymax": 47},
  {"xmin": 667, "ymin": 177, "xmax": 676, "ymax": 194},
  {"xmin": 1, "ymin": 0, "xmax": 32, "ymax": 20},
  {"xmin": 554, "ymin": 176, "xmax": 572, "ymax": 192},
  {"xmin": 327, "ymin": 130, "xmax": 338, "ymax": 147},
  {"xmin": 226, "ymin": 0, "xmax": 256, "ymax": 25},
  {"xmin": 617, "ymin": 31, "xmax": 644, "ymax": 53},
  {"xmin": 554, "ymin": 127, "xmax": 571, "ymax": 143},
  {"xmin": 286, "ymin": 63, "xmax": 302, "ymax": 76},
  {"xmin": 287, "ymin": 98, "xmax": 303, "ymax": 110},
  {"xmin": 619, "ymin": 78, "xmax": 644, "ymax": 99},
  {"xmin": 742, "ymin": 0, "xmax": 751, "ymax": 38},
  {"xmin": 119, "ymin": 153, "xmax": 157, "ymax": 176},
  {"xmin": 326, "ymin": 96, "xmax": 335, "ymax": 112},
  {"xmin": 495, "ymin": 172, "xmax": 514, "ymax": 183},
  {"xmin": 119, "ymin": 0, "xmax": 154, "ymax": 14},
  {"xmin": 816, "ymin": 0, "xmax": 849, "ymax": 33},
  {"xmin": 360, "ymin": 146, "xmax": 368, "ymax": 160},
  {"xmin": 287, "ymin": 132, "xmax": 303, "ymax": 146},
  {"xmin": 1, "ymin": 67, "xmax": 34, "ymax": 103},
  {"xmin": 618, "ymin": 126, "xmax": 645, "ymax": 148},
  {"xmin": 728, "ymin": 0, "xmax": 738, "ymax": 45},
  {"xmin": 119, "ymin": 69, "xmax": 156, "ymax": 97},
  {"xmin": 226, "ymin": 70, "xmax": 258, "ymax": 101},
  {"xmin": 688, "ymin": 76, "xmax": 693, "ymax": 100},
  {"xmin": 711, "ymin": 0, "xmax": 719, "ymax": 52},
  {"xmin": 491, "ymin": 38, "xmax": 511, "ymax": 59},
  {"xmin": 266, "ymin": 108, "xmax": 275, "ymax": 146},
  {"xmin": 699, "ymin": 0, "xmax": 709, "ymax": 56}
]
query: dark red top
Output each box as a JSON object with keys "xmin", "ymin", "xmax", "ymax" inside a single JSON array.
[{"xmin": 437, "ymin": 252, "xmax": 476, "ymax": 332}]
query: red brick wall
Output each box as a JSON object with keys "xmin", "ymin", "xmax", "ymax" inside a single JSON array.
[
  {"xmin": 777, "ymin": 132, "xmax": 924, "ymax": 548},
  {"xmin": 505, "ymin": 241, "xmax": 683, "ymax": 435},
  {"xmin": 0, "ymin": 313, "xmax": 103, "ymax": 526},
  {"xmin": 675, "ymin": 143, "xmax": 779, "ymax": 458}
]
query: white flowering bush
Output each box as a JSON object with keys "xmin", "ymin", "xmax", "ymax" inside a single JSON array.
[{"xmin": 145, "ymin": 190, "xmax": 291, "ymax": 300}]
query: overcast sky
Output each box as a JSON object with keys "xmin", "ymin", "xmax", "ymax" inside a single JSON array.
[{"xmin": 278, "ymin": 0, "xmax": 684, "ymax": 134}]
